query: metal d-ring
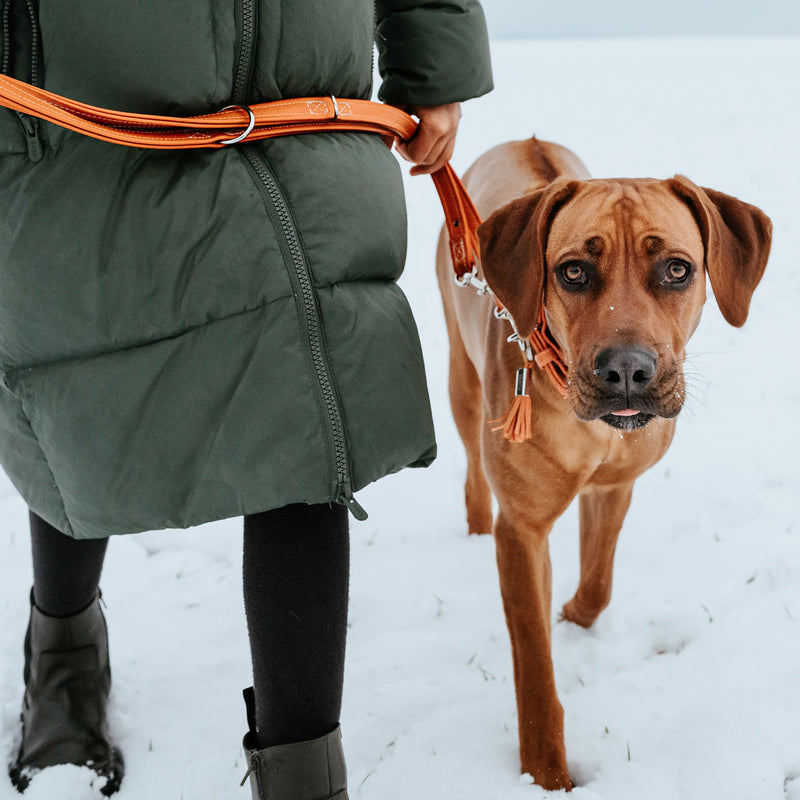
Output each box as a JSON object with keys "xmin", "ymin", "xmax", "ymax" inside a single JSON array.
[{"xmin": 220, "ymin": 105, "xmax": 256, "ymax": 145}]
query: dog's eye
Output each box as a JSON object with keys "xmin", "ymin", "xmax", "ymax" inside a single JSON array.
[
  {"xmin": 560, "ymin": 262, "xmax": 587, "ymax": 284},
  {"xmin": 664, "ymin": 260, "xmax": 691, "ymax": 284}
]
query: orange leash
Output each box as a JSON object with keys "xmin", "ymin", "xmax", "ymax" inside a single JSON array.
[{"xmin": 0, "ymin": 73, "xmax": 569, "ymax": 437}]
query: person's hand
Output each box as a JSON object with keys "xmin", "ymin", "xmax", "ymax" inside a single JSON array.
[{"xmin": 395, "ymin": 102, "xmax": 462, "ymax": 176}]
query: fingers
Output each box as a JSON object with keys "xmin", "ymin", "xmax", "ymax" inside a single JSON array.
[
  {"xmin": 396, "ymin": 122, "xmax": 451, "ymax": 175},
  {"xmin": 396, "ymin": 102, "xmax": 462, "ymax": 176}
]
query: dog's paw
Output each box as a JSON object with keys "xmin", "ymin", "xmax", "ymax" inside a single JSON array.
[
  {"xmin": 560, "ymin": 598, "xmax": 601, "ymax": 629},
  {"xmin": 466, "ymin": 511, "xmax": 493, "ymax": 535},
  {"xmin": 521, "ymin": 766, "xmax": 574, "ymax": 792}
]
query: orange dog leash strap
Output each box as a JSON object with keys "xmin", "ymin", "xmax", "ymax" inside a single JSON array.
[{"xmin": 0, "ymin": 74, "xmax": 418, "ymax": 147}]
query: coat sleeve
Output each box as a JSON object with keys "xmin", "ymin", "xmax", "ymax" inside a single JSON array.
[{"xmin": 375, "ymin": 0, "xmax": 493, "ymax": 107}]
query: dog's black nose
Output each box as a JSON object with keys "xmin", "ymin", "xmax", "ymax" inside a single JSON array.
[{"xmin": 594, "ymin": 346, "xmax": 658, "ymax": 395}]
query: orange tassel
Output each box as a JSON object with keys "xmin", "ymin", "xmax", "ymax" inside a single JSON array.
[
  {"xmin": 490, "ymin": 366, "xmax": 533, "ymax": 442},
  {"xmin": 491, "ymin": 394, "xmax": 532, "ymax": 442}
]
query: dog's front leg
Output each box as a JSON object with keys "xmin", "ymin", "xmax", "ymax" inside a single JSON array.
[
  {"xmin": 561, "ymin": 482, "xmax": 634, "ymax": 628},
  {"xmin": 446, "ymin": 330, "xmax": 493, "ymax": 535},
  {"xmin": 494, "ymin": 510, "xmax": 573, "ymax": 791}
]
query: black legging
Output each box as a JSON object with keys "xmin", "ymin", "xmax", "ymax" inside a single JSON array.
[
  {"xmin": 30, "ymin": 510, "xmax": 109, "ymax": 617},
  {"xmin": 243, "ymin": 503, "xmax": 349, "ymax": 748},
  {"xmin": 29, "ymin": 502, "xmax": 349, "ymax": 749}
]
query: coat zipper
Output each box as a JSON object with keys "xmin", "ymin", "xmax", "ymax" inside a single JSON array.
[
  {"xmin": 1, "ymin": 0, "xmax": 10, "ymax": 76},
  {"xmin": 232, "ymin": 0, "xmax": 367, "ymax": 520},
  {"xmin": 232, "ymin": 0, "xmax": 256, "ymax": 103},
  {"xmin": 15, "ymin": 0, "xmax": 42, "ymax": 161}
]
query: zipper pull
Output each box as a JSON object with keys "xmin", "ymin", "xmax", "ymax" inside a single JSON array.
[
  {"xmin": 335, "ymin": 477, "xmax": 368, "ymax": 521},
  {"xmin": 16, "ymin": 113, "xmax": 43, "ymax": 162}
]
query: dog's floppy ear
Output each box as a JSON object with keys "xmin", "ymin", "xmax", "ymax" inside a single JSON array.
[
  {"xmin": 668, "ymin": 175, "xmax": 772, "ymax": 327},
  {"xmin": 478, "ymin": 180, "xmax": 579, "ymax": 338}
]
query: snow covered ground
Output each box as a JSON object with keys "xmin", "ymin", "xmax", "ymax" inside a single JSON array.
[{"xmin": 1, "ymin": 36, "xmax": 799, "ymax": 800}]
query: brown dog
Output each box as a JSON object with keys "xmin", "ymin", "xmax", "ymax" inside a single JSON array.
[{"xmin": 436, "ymin": 138, "xmax": 771, "ymax": 791}]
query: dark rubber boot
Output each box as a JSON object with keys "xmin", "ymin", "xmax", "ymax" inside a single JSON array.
[
  {"xmin": 241, "ymin": 688, "xmax": 348, "ymax": 800},
  {"xmin": 8, "ymin": 592, "xmax": 124, "ymax": 795}
]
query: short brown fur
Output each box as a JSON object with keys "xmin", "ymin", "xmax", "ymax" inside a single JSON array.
[{"xmin": 436, "ymin": 138, "xmax": 772, "ymax": 790}]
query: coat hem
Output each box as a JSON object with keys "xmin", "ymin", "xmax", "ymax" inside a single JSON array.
[{"xmin": 46, "ymin": 444, "xmax": 436, "ymax": 540}]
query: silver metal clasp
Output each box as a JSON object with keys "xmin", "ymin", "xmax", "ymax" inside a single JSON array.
[
  {"xmin": 220, "ymin": 105, "xmax": 256, "ymax": 145},
  {"xmin": 454, "ymin": 267, "xmax": 489, "ymax": 296},
  {"xmin": 506, "ymin": 331, "xmax": 534, "ymax": 361}
]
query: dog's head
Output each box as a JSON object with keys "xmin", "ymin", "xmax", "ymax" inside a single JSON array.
[{"xmin": 477, "ymin": 176, "xmax": 772, "ymax": 430}]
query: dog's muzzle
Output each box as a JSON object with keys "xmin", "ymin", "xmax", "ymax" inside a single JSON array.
[{"xmin": 573, "ymin": 344, "xmax": 683, "ymax": 429}]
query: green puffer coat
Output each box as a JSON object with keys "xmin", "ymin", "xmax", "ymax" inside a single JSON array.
[{"xmin": 0, "ymin": 0, "xmax": 492, "ymax": 539}]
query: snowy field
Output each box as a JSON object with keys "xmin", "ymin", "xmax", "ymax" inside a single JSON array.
[{"xmin": 1, "ymin": 36, "xmax": 799, "ymax": 800}]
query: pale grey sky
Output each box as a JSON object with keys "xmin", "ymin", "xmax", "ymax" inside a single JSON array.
[{"xmin": 484, "ymin": 0, "xmax": 800, "ymax": 39}]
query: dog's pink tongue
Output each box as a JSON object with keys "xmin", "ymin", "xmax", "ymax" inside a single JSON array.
[{"xmin": 612, "ymin": 409, "xmax": 639, "ymax": 417}]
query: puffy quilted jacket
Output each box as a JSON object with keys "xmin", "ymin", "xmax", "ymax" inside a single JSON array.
[{"xmin": 0, "ymin": 0, "xmax": 492, "ymax": 539}]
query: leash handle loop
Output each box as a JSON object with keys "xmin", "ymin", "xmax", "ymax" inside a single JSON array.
[{"xmin": 0, "ymin": 72, "xmax": 480, "ymax": 297}]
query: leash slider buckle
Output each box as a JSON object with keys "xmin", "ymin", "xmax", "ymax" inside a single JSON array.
[{"xmin": 220, "ymin": 105, "xmax": 256, "ymax": 145}]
